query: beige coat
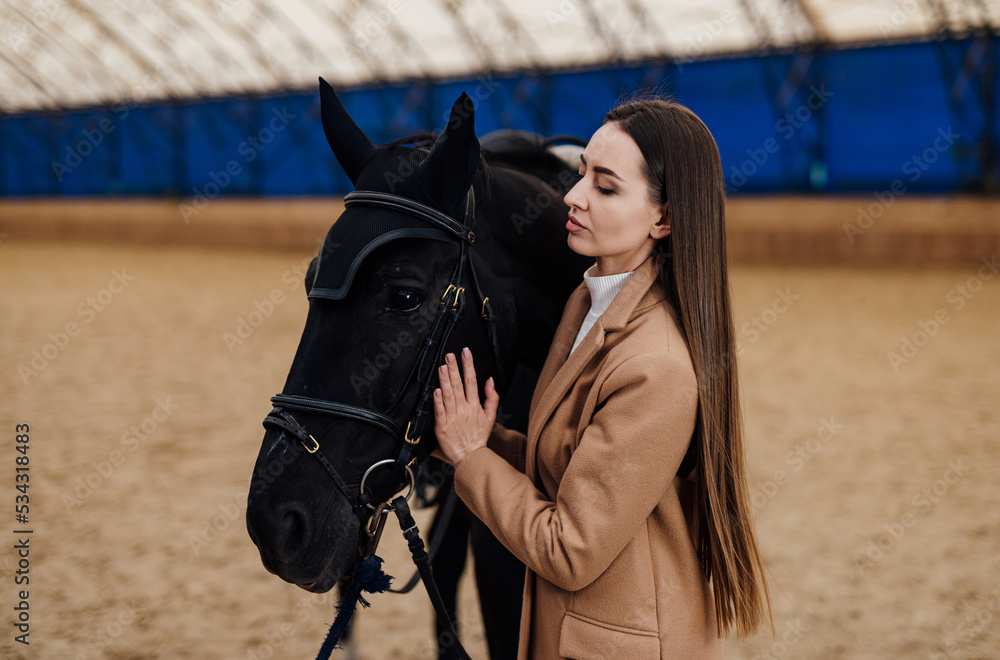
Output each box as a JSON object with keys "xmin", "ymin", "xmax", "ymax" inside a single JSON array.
[{"xmin": 454, "ymin": 253, "xmax": 723, "ymax": 659}]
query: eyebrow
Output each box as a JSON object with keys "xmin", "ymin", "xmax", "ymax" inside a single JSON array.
[{"xmin": 579, "ymin": 154, "xmax": 623, "ymax": 181}]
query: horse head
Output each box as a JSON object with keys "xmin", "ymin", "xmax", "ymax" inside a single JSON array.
[{"xmin": 246, "ymin": 78, "xmax": 588, "ymax": 593}]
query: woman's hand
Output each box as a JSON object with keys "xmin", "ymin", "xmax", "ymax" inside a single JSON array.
[{"xmin": 433, "ymin": 347, "xmax": 499, "ymax": 466}]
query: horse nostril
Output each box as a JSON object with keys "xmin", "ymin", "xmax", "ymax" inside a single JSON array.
[{"xmin": 276, "ymin": 502, "xmax": 311, "ymax": 561}]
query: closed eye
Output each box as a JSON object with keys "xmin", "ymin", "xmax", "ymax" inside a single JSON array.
[{"xmin": 576, "ymin": 169, "xmax": 614, "ymax": 195}]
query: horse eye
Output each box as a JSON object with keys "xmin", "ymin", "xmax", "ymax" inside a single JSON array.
[{"xmin": 388, "ymin": 289, "xmax": 422, "ymax": 312}]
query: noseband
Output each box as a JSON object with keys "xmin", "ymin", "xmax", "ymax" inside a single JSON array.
[{"xmin": 262, "ymin": 185, "xmax": 505, "ymax": 545}]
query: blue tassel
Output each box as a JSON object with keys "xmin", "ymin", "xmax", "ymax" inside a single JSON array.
[{"xmin": 315, "ymin": 555, "xmax": 393, "ymax": 660}]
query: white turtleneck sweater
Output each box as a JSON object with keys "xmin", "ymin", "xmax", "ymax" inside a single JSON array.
[{"xmin": 569, "ymin": 262, "xmax": 635, "ymax": 355}]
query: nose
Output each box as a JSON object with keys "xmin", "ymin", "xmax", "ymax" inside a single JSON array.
[
  {"xmin": 564, "ymin": 176, "xmax": 586, "ymax": 211},
  {"xmin": 247, "ymin": 497, "xmax": 312, "ymax": 571},
  {"xmin": 274, "ymin": 501, "xmax": 311, "ymax": 561}
]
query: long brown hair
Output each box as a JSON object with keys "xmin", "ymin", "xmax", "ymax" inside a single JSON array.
[{"xmin": 605, "ymin": 98, "xmax": 773, "ymax": 639}]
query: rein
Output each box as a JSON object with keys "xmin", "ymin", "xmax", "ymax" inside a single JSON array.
[{"xmin": 262, "ymin": 186, "xmax": 498, "ymax": 659}]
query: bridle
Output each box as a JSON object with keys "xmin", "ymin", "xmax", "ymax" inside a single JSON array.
[
  {"xmin": 261, "ymin": 184, "xmax": 500, "ymax": 659},
  {"xmin": 261, "ymin": 184, "xmax": 505, "ymax": 554}
]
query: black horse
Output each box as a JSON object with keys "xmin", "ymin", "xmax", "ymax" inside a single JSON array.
[{"xmin": 246, "ymin": 78, "xmax": 591, "ymax": 657}]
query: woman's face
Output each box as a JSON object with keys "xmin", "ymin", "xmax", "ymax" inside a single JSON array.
[{"xmin": 563, "ymin": 121, "xmax": 669, "ymax": 275}]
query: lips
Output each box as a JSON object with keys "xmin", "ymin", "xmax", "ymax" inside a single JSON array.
[
  {"xmin": 295, "ymin": 568, "xmax": 337, "ymax": 593},
  {"xmin": 566, "ymin": 214, "xmax": 585, "ymax": 231}
]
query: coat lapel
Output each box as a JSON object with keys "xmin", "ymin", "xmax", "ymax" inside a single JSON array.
[
  {"xmin": 525, "ymin": 254, "xmax": 663, "ymax": 479},
  {"xmin": 528, "ymin": 284, "xmax": 589, "ymax": 415}
]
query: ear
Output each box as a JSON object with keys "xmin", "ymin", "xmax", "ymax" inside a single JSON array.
[
  {"xmin": 319, "ymin": 77, "xmax": 376, "ymax": 185},
  {"xmin": 418, "ymin": 92, "xmax": 480, "ymax": 212},
  {"xmin": 650, "ymin": 202, "xmax": 670, "ymax": 239}
]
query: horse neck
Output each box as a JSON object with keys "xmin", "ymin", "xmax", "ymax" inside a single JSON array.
[{"xmin": 474, "ymin": 170, "xmax": 592, "ymax": 371}]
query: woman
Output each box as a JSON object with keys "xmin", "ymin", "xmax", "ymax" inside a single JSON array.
[{"xmin": 433, "ymin": 98, "xmax": 772, "ymax": 658}]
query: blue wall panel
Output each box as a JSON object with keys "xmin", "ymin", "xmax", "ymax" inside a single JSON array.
[
  {"xmin": 823, "ymin": 42, "xmax": 960, "ymax": 192},
  {"xmin": 673, "ymin": 56, "xmax": 795, "ymax": 192},
  {"xmin": 1, "ymin": 37, "xmax": 996, "ymax": 197}
]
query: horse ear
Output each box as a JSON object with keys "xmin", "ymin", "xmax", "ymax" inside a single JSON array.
[
  {"xmin": 319, "ymin": 77, "xmax": 375, "ymax": 185},
  {"xmin": 418, "ymin": 92, "xmax": 480, "ymax": 212}
]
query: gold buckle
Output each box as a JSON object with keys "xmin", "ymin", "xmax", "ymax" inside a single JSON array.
[
  {"xmin": 441, "ymin": 284, "xmax": 456, "ymax": 302},
  {"xmin": 404, "ymin": 420, "xmax": 421, "ymax": 445},
  {"xmin": 301, "ymin": 434, "xmax": 319, "ymax": 454},
  {"xmin": 481, "ymin": 296, "xmax": 489, "ymax": 316},
  {"xmin": 452, "ymin": 286, "xmax": 464, "ymax": 309}
]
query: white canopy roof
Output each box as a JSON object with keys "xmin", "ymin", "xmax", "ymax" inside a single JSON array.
[{"xmin": 1, "ymin": 0, "xmax": 996, "ymax": 112}]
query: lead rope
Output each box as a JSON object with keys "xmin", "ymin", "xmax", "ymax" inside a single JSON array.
[
  {"xmin": 315, "ymin": 554, "xmax": 393, "ymax": 660},
  {"xmin": 391, "ymin": 495, "xmax": 473, "ymax": 660},
  {"xmin": 314, "ymin": 495, "xmax": 472, "ymax": 660},
  {"xmin": 389, "ymin": 485, "xmax": 459, "ymax": 594}
]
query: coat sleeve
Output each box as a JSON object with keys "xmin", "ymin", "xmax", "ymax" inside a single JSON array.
[
  {"xmin": 487, "ymin": 423, "xmax": 528, "ymax": 473},
  {"xmin": 453, "ymin": 352, "xmax": 698, "ymax": 592}
]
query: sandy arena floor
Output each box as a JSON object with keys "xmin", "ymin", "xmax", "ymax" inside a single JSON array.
[{"xmin": 1, "ymin": 241, "xmax": 998, "ymax": 659}]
